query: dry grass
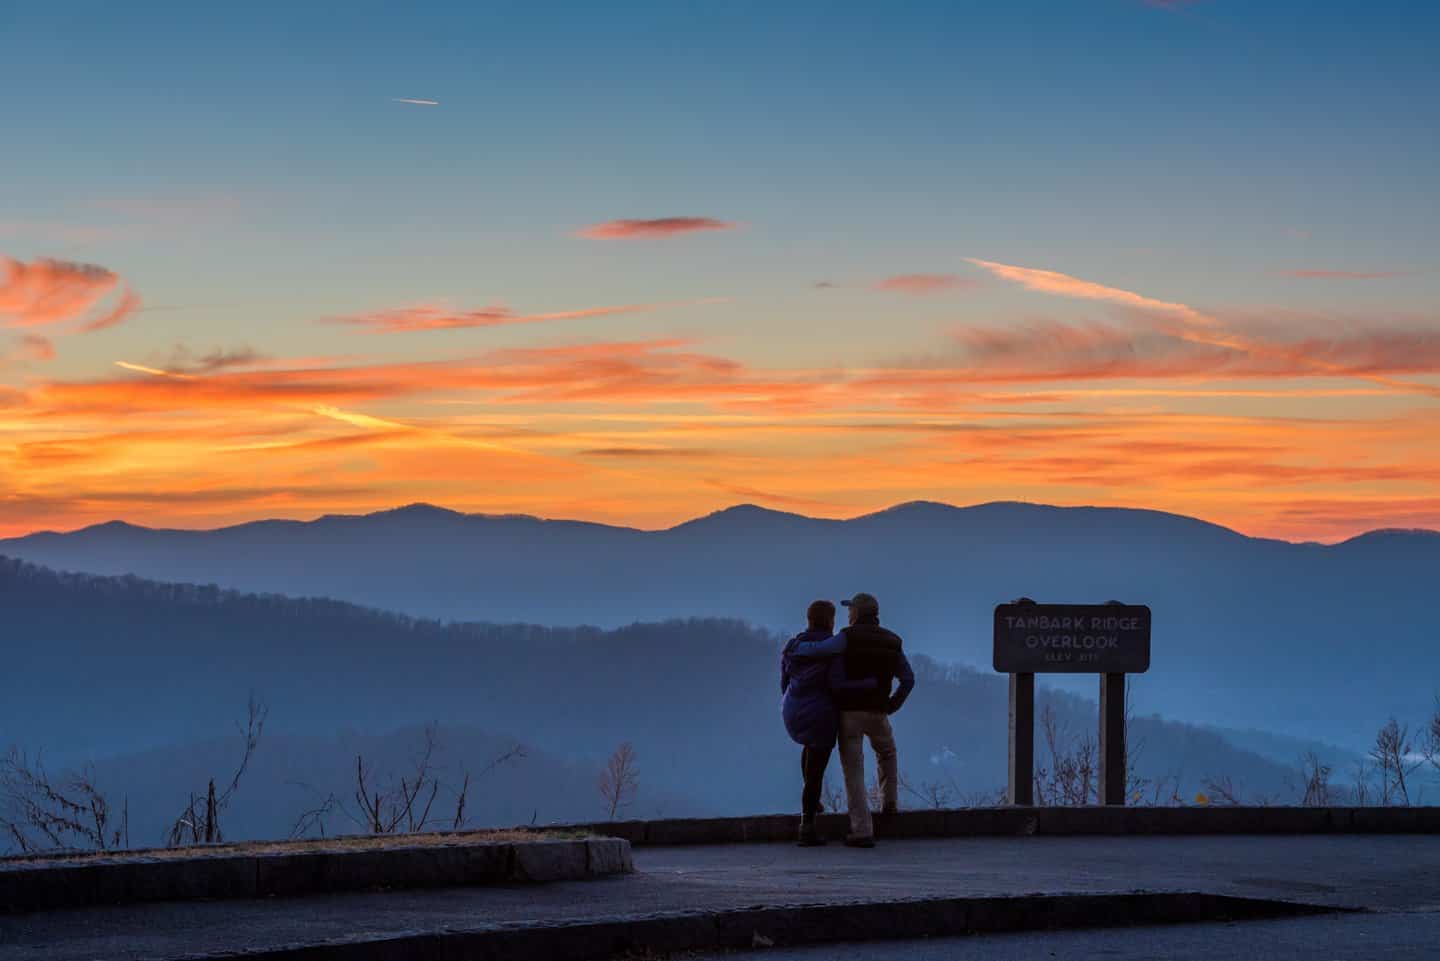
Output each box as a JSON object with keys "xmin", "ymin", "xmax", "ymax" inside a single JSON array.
[{"xmin": 0, "ymin": 827, "xmax": 594, "ymax": 870}]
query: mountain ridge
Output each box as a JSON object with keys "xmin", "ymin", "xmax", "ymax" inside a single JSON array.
[{"xmin": 9, "ymin": 499, "xmax": 1433, "ymax": 545}]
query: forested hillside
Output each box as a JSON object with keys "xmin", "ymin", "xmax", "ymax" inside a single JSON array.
[{"xmin": 2, "ymin": 555, "xmax": 1322, "ymax": 851}]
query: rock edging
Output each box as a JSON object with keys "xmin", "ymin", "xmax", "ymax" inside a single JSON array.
[
  {"xmin": 0, "ymin": 837, "xmax": 632, "ymax": 914},
  {"xmin": 563, "ymin": 805, "xmax": 1440, "ymax": 846}
]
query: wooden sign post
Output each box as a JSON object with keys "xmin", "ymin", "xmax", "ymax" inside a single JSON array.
[{"xmin": 994, "ymin": 599, "xmax": 1152, "ymax": 806}]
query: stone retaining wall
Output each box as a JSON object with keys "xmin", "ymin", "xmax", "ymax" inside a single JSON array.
[
  {"xmin": 561, "ymin": 805, "xmax": 1440, "ymax": 846},
  {"xmin": 0, "ymin": 837, "xmax": 632, "ymax": 914}
]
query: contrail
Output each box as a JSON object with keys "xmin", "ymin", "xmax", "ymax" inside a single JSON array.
[
  {"xmin": 391, "ymin": 98, "xmax": 439, "ymax": 106},
  {"xmin": 114, "ymin": 360, "xmax": 195, "ymax": 380}
]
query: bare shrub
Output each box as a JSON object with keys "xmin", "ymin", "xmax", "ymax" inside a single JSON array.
[
  {"xmin": 1121, "ymin": 685, "xmax": 1150, "ymax": 805},
  {"xmin": 821, "ymin": 777, "xmax": 845, "ymax": 814},
  {"xmin": 358, "ymin": 723, "xmax": 441, "ymax": 835},
  {"xmin": 166, "ymin": 697, "xmax": 266, "ymax": 846},
  {"xmin": 597, "ymin": 743, "xmax": 639, "ymax": 820},
  {"xmin": 1351, "ymin": 759, "xmax": 1375, "ymax": 807},
  {"xmin": 1134, "ymin": 772, "xmax": 1180, "ymax": 806},
  {"xmin": 1201, "ymin": 774, "xmax": 1242, "ymax": 806},
  {"xmin": 1034, "ymin": 705, "xmax": 1096, "ymax": 806},
  {"xmin": 959, "ymin": 787, "xmax": 1007, "ymax": 807},
  {"xmin": 865, "ymin": 771, "xmax": 885, "ymax": 810},
  {"xmin": 1422, "ymin": 698, "xmax": 1440, "ymax": 776},
  {"xmin": 291, "ymin": 724, "xmax": 524, "ymax": 838},
  {"xmin": 1370, "ymin": 717, "xmax": 1420, "ymax": 806},
  {"xmin": 0, "ymin": 752, "xmax": 128, "ymax": 854},
  {"xmin": 1299, "ymin": 752, "xmax": 1333, "ymax": 807},
  {"xmin": 900, "ymin": 773, "xmax": 955, "ymax": 810}
]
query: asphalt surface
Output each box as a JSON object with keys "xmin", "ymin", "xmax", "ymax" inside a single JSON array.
[
  {"xmin": 683, "ymin": 910, "xmax": 1440, "ymax": 961},
  {"xmin": 3, "ymin": 835, "xmax": 1439, "ymax": 960}
]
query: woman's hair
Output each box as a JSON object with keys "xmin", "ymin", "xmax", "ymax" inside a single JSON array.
[{"xmin": 806, "ymin": 599, "xmax": 837, "ymax": 631}]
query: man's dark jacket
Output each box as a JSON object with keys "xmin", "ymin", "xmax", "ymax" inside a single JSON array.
[{"xmin": 833, "ymin": 620, "xmax": 909, "ymax": 713}]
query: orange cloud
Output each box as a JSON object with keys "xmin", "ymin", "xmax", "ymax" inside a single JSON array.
[
  {"xmin": 927, "ymin": 320, "xmax": 1440, "ymax": 383},
  {"xmin": 329, "ymin": 298, "xmax": 722, "ymax": 333},
  {"xmin": 877, "ymin": 274, "xmax": 976, "ymax": 294},
  {"xmin": 575, "ymin": 217, "xmax": 736, "ymax": 239},
  {"xmin": 48, "ymin": 317, "xmax": 1440, "ymax": 426},
  {"xmin": 7, "ymin": 294, "xmax": 1440, "ymax": 542},
  {"xmin": 38, "ymin": 340, "xmax": 829, "ymax": 417},
  {"xmin": 0, "ymin": 257, "xmax": 141, "ymax": 331},
  {"xmin": 966, "ymin": 257, "xmax": 1440, "ymax": 397}
]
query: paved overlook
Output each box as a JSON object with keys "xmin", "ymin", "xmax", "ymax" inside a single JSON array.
[{"xmin": 4, "ymin": 833, "xmax": 1440, "ymax": 960}]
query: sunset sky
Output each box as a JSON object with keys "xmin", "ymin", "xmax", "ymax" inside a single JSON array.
[{"xmin": 2, "ymin": 0, "xmax": 1437, "ymax": 541}]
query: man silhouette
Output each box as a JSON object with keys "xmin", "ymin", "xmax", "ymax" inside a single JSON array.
[{"xmin": 792, "ymin": 591, "xmax": 914, "ymax": 847}]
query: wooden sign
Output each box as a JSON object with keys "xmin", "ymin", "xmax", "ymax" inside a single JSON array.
[{"xmin": 993, "ymin": 602, "xmax": 1152, "ymax": 674}]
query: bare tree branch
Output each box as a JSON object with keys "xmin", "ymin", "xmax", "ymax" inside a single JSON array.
[
  {"xmin": 305, "ymin": 728, "xmax": 524, "ymax": 838},
  {"xmin": 165, "ymin": 698, "xmax": 266, "ymax": 847},
  {"xmin": 0, "ymin": 750, "xmax": 116, "ymax": 854},
  {"xmin": 1299, "ymin": 752, "xmax": 1333, "ymax": 807},
  {"xmin": 821, "ymin": 777, "xmax": 845, "ymax": 815},
  {"xmin": 597, "ymin": 743, "xmax": 639, "ymax": 820},
  {"xmin": 1422, "ymin": 697, "xmax": 1440, "ymax": 777},
  {"xmin": 288, "ymin": 789, "xmax": 342, "ymax": 840},
  {"xmin": 1034, "ymin": 705, "xmax": 1096, "ymax": 806},
  {"xmin": 900, "ymin": 773, "xmax": 955, "ymax": 810},
  {"xmin": 1351, "ymin": 759, "xmax": 1374, "ymax": 807},
  {"xmin": 1370, "ymin": 717, "xmax": 1420, "ymax": 806},
  {"xmin": 1201, "ymin": 774, "xmax": 1242, "ymax": 807}
]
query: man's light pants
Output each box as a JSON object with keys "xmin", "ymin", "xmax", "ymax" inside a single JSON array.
[{"xmin": 838, "ymin": 711, "xmax": 898, "ymax": 839}]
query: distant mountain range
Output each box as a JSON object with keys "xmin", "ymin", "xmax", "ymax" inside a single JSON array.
[
  {"xmin": 3, "ymin": 557, "xmax": 1315, "ymax": 847},
  {"xmin": 5, "ymin": 501, "xmax": 1438, "ymax": 746}
]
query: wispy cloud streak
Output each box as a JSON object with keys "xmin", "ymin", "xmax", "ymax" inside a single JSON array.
[
  {"xmin": 965, "ymin": 258, "xmax": 1206, "ymax": 322},
  {"xmin": 877, "ymin": 274, "xmax": 975, "ymax": 294},
  {"xmin": 575, "ymin": 217, "xmax": 736, "ymax": 239},
  {"xmin": 328, "ymin": 298, "xmax": 723, "ymax": 333}
]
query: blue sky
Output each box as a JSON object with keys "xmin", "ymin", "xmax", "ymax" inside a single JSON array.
[{"xmin": 1, "ymin": 0, "xmax": 1437, "ymax": 538}]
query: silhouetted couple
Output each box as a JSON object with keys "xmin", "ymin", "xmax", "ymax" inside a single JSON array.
[{"xmin": 780, "ymin": 592, "xmax": 915, "ymax": 848}]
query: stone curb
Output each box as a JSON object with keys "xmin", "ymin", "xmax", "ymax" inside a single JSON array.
[
  {"xmin": 562, "ymin": 805, "xmax": 1440, "ymax": 846},
  {"xmin": 171, "ymin": 891, "xmax": 1344, "ymax": 961},
  {"xmin": 0, "ymin": 838, "xmax": 632, "ymax": 914}
]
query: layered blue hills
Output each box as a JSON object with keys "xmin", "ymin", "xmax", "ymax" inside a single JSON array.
[{"xmin": 4, "ymin": 500, "xmax": 1436, "ymax": 747}]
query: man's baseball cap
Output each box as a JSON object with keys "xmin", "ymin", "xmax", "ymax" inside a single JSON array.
[{"xmin": 841, "ymin": 592, "xmax": 879, "ymax": 615}]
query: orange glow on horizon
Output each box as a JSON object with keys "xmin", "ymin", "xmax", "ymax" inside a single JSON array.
[{"xmin": 3, "ymin": 260, "xmax": 1437, "ymax": 545}]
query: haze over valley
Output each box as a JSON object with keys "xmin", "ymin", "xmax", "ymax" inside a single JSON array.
[{"xmin": 7, "ymin": 499, "xmax": 1435, "ymax": 750}]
